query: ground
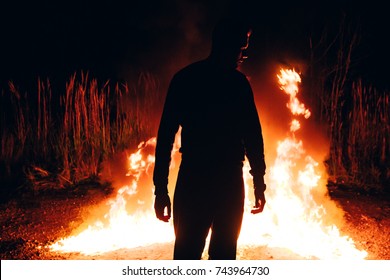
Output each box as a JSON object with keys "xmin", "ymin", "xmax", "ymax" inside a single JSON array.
[{"xmin": 0, "ymin": 184, "xmax": 389, "ymax": 260}]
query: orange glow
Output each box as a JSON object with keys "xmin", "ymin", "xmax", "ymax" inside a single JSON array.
[{"xmin": 49, "ymin": 68, "xmax": 367, "ymax": 259}]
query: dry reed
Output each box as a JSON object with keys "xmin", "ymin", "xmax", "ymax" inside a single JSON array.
[
  {"xmin": 0, "ymin": 71, "xmax": 161, "ymax": 188},
  {"xmin": 306, "ymin": 15, "xmax": 389, "ymax": 191}
]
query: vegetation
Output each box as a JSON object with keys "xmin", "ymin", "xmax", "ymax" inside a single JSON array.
[
  {"xmin": 0, "ymin": 72, "xmax": 162, "ymax": 191},
  {"xmin": 306, "ymin": 15, "xmax": 389, "ymax": 192},
  {"xmin": 0, "ymin": 16, "xmax": 388, "ymax": 194}
]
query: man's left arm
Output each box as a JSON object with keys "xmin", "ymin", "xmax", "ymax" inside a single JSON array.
[{"xmin": 241, "ymin": 79, "xmax": 266, "ymax": 213}]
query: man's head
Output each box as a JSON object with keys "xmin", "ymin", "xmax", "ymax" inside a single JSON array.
[{"xmin": 210, "ymin": 18, "xmax": 252, "ymax": 69}]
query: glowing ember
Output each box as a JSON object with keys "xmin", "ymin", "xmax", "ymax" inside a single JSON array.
[{"xmin": 49, "ymin": 68, "xmax": 367, "ymax": 259}]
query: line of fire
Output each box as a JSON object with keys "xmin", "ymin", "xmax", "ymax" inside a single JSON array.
[
  {"xmin": 1, "ymin": 63, "xmax": 389, "ymax": 259},
  {"xmin": 1, "ymin": 59, "xmax": 388, "ymax": 259},
  {"xmin": 2, "ymin": 0, "xmax": 390, "ymax": 261},
  {"xmin": 35, "ymin": 68, "xmax": 367, "ymax": 259}
]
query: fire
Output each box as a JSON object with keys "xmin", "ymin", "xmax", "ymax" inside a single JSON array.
[
  {"xmin": 49, "ymin": 68, "xmax": 367, "ymax": 259},
  {"xmin": 50, "ymin": 138, "xmax": 175, "ymax": 254},
  {"xmin": 238, "ymin": 68, "xmax": 366, "ymax": 259},
  {"xmin": 277, "ymin": 68, "xmax": 311, "ymax": 119}
]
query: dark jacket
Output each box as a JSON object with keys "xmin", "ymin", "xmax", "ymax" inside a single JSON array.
[{"xmin": 153, "ymin": 58, "xmax": 266, "ymax": 194}]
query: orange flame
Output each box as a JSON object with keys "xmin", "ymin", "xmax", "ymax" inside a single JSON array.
[
  {"xmin": 49, "ymin": 68, "xmax": 367, "ymax": 259},
  {"xmin": 238, "ymin": 68, "xmax": 366, "ymax": 259},
  {"xmin": 277, "ymin": 68, "xmax": 311, "ymax": 119}
]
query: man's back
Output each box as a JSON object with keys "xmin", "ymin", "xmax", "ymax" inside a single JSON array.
[{"xmin": 160, "ymin": 58, "xmax": 255, "ymax": 164}]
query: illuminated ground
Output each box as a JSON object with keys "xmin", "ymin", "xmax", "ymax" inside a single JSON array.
[{"xmin": 0, "ymin": 184, "xmax": 388, "ymax": 260}]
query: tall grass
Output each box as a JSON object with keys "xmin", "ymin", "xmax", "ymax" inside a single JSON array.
[
  {"xmin": 0, "ymin": 71, "xmax": 161, "ymax": 189},
  {"xmin": 306, "ymin": 16, "xmax": 389, "ymax": 191},
  {"xmin": 59, "ymin": 72, "xmax": 112, "ymax": 182},
  {"xmin": 344, "ymin": 81, "xmax": 389, "ymax": 188},
  {"xmin": 1, "ymin": 83, "xmax": 28, "ymax": 173},
  {"xmin": 1, "ymin": 47, "xmax": 388, "ymax": 193}
]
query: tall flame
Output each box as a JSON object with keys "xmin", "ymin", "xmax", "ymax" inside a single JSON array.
[
  {"xmin": 50, "ymin": 68, "xmax": 367, "ymax": 259},
  {"xmin": 237, "ymin": 68, "xmax": 366, "ymax": 259}
]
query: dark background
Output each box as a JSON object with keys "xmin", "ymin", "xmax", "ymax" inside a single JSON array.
[{"xmin": 0, "ymin": 0, "xmax": 388, "ymax": 91}]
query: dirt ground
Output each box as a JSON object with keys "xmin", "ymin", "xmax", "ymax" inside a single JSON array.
[{"xmin": 0, "ymin": 184, "xmax": 389, "ymax": 260}]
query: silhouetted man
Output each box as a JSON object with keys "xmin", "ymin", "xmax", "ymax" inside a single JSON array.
[{"xmin": 153, "ymin": 18, "xmax": 266, "ymax": 260}]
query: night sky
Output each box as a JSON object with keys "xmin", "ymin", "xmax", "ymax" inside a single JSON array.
[{"xmin": 0, "ymin": 0, "xmax": 388, "ymax": 91}]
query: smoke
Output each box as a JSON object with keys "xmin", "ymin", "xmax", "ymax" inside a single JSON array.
[{"xmin": 117, "ymin": 1, "xmax": 211, "ymax": 85}]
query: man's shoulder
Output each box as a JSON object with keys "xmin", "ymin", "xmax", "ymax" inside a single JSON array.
[
  {"xmin": 169, "ymin": 60, "xmax": 208, "ymax": 86},
  {"xmin": 171, "ymin": 60, "xmax": 250, "ymax": 87},
  {"xmin": 175, "ymin": 60, "xmax": 207, "ymax": 76},
  {"xmin": 234, "ymin": 69, "xmax": 249, "ymax": 80}
]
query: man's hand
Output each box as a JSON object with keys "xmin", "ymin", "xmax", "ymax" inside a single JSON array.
[
  {"xmin": 251, "ymin": 175, "xmax": 266, "ymax": 214},
  {"xmin": 251, "ymin": 188, "xmax": 266, "ymax": 214},
  {"xmin": 154, "ymin": 194, "xmax": 171, "ymax": 222}
]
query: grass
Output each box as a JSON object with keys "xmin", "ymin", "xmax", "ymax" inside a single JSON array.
[
  {"xmin": 0, "ymin": 54, "xmax": 388, "ymax": 193},
  {"xmin": 0, "ymin": 71, "xmax": 162, "ymax": 190},
  {"xmin": 344, "ymin": 81, "xmax": 389, "ymax": 189},
  {"xmin": 305, "ymin": 15, "xmax": 389, "ymax": 192}
]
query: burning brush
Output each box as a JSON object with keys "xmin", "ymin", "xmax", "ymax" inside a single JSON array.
[{"xmin": 49, "ymin": 68, "xmax": 367, "ymax": 260}]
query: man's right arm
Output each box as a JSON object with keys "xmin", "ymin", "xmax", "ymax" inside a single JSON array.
[{"xmin": 153, "ymin": 75, "xmax": 181, "ymax": 196}]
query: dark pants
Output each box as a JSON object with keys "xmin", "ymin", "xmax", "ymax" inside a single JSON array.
[{"xmin": 172, "ymin": 160, "xmax": 245, "ymax": 260}]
